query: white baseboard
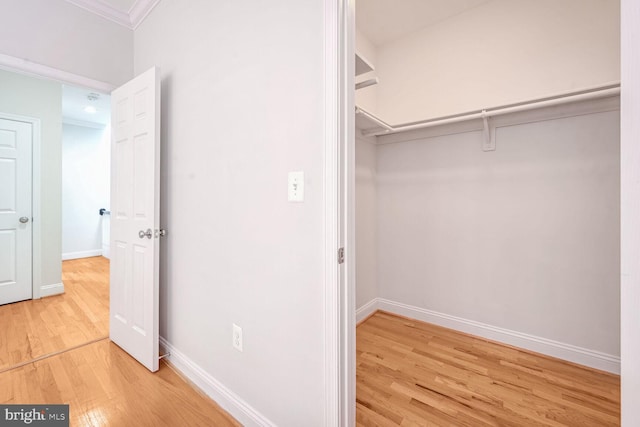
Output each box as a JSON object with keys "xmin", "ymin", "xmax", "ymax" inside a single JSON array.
[
  {"xmin": 159, "ymin": 337, "xmax": 276, "ymax": 427},
  {"xmin": 374, "ymin": 298, "xmax": 620, "ymax": 374},
  {"xmin": 356, "ymin": 299, "xmax": 379, "ymax": 324},
  {"xmin": 62, "ymin": 250, "xmax": 103, "ymax": 260},
  {"xmin": 40, "ymin": 282, "xmax": 64, "ymax": 298}
]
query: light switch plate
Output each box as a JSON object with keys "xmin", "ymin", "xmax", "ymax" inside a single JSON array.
[{"xmin": 288, "ymin": 171, "xmax": 304, "ymax": 202}]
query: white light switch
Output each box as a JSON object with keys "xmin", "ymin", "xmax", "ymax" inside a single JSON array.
[{"xmin": 288, "ymin": 171, "xmax": 304, "ymax": 202}]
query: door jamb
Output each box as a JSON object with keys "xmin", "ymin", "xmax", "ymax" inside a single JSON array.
[
  {"xmin": 323, "ymin": 0, "xmax": 355, "ymax": 425},
  {"xmin": 0, "ymin": 111, "xmax": 41, "ymax": 299}
]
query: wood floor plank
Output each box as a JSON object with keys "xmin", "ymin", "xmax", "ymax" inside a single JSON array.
[
  {"xmin": 0, "ymin": 257, "xmax": 110, "ymax": 371},
  {"xmin": 0, "ymin": 340, "xmax": 240, "ymax": 426},
  {"xmin": 0, "ymin": 257, "xmax": 240, "ymax": 425},
  {"xmin": 357, "ymin": 311, "xmax": 620, "ymax": 426}
]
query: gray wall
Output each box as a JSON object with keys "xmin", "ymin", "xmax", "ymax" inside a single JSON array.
[
  {"xmin": 135, "ymin": 0, "xmax": 326, "ymax": 424},
  {"xmin": 62, "ymin": 123, "xmax": 110, "ymax": 259},
  {"xmin": 356, "ymin": 135, "xmax": 378, "ymax": 309},
  {"xmin": 0, "ymin": 69, "xmax": 62, "ymax": 291},
  {"xmin": 375, "ymin": 109, "xmax": 620, "ymax": 356}
]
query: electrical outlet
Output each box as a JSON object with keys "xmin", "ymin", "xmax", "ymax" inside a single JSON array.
[{"xmin": 232, "ymin": 323, "xmax": 243, "ymax": 352}]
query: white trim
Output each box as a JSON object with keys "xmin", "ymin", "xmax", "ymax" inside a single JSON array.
[
  {"xmin": 129, "ymin": 0, "xmax": 161, "ymax": 29},
  {"xmin": 325, "ymin": 0, "xmax": 356, "ymax": 425},
  {"xmin": 32, "ymin": 118, "xmax": 42, "ymax": 300},
  {"xmin": 336, "ymin": 1, "xmax": 357, "ymax": 426},
  {"xmin": 62, "ymin": 117, "xmax": 107, "ymax": 129},
  {"xmin": 39, "ymin": 283, "xmax": 65, "ymax": 298},
  {"xmin": 64, "ymin": 0, "xmax": 130, "ymax": 28},
  {"xmin": 376, "ymin": 298, "xmax": 620, "ymax": 374},
  {"xmin": 62, "ymin": 250, "xmax": 103, "ymax": 260},
  {"xmin": 0, "ymin": 53, "xmax": 114, "ymax": 93},
  {"xmin": 621, "ymin": 0, "xmax": 640, "ymax": 422},
  {"xmin": 0, "ymin": 112, "xmax": 42, "ymax": 301},
  {"xmin": 63, "ymin": 0, "xmax": 160, "ymax": 30},
  {"xmin": 323, "ymin": 0, "xmax": 340, "ymax": 423},
  {"xmin": 355, "ymin": 299, "xmax": 379, "ymax": 324},
  {"xmin": 343, "ymin": 3, "xmax": 357, "ymax": 424},
  {"xmin": 158, "ymin": 337, "xmax": 275, "ymax": 427}
]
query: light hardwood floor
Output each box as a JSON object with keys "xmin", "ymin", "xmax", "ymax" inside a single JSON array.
[
  {"xmin": 0, "ymin": 339, "xmax": 240, "ymax": 426},
  {"xmin": 0, "ymin": 256, "xmax": 240, "ymax": 426},
  {"xmin": 0, "ymin": 257, "xmax": 109, "ymax": 372},
  {"xmin": 356, "ymin": 311, "xmax": 620, "ymax": 426}
]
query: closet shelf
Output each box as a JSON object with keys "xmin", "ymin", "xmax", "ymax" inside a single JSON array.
[
  {"xmin": 355, "ymin": 53, "xmax": 375, "ymax": 76},
  {"xmin": 355, "ymin": 106, "xmax": 392, "ymax": 135},
  {"xmin": 356, "ymin": 83, "xmax": 620, "ymax": 138}
]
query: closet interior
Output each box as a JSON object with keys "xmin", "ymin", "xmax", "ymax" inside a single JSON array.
[{"xmin": 354, "ymin": 0, "xmax": 620, "ymax": 377}]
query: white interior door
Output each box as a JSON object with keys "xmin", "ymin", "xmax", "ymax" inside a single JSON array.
[
  {"xmin": 0, "ymin": 116, "xmax": 33, "ymax": 305},
  {"xmin": 110, "ymin": 67, "xmax": 161, "ymax": 372}
]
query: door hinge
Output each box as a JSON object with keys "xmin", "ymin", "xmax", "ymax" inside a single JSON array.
[{"xmin": 338, "ymin": 247, "xmax": 345, "ymax": 264}]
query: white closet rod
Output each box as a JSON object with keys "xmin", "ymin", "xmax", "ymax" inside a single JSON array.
[{"xmin": 361, "ymin": 84, "xmax": 620, "ymax": 137}]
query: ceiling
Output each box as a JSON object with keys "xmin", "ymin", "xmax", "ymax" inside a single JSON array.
[
  {"xmin": 63, "ymin": 85, "xmax": 111, "ymax": 126},
  {"xmin": 357, "ymin": 0, "xmax": 493, "ymax": 46}
]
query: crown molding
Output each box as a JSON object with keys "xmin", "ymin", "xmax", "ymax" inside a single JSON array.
[
  {"xmin": 65, "ymin": 0, "xmax": 130, "ymax": 28},
  {"xmin": 0, "ymin": 53, "xmax": 115, "ymax": 93},
  {"xmin": 64, "ymin": 0, "xmax": 160, "ymax": 30},
  {"xmin": 129, "ymin": 0, "xmax": 161, "ymax": 29}
]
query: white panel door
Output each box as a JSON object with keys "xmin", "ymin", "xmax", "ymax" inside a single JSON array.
[
  {"xmin": 0, "ymin": 116, "xmax": 32, "ymax": 306},
  {"xmin": 110, "ymin": 67, "xmax": 161, "ymax": 372}
]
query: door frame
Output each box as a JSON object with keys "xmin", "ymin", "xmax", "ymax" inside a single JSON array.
[
  {"xmin": 324, "ymin": 0, "xmax": 356, "ymax": 425},
  {"xmin": 0, "ymin": 54, "xmax": 114, "ymax": 300},
  {"xmin": 621, "ymin": 0, "xmax": 640, "ymax": 423},
  {"xmin": 0, "ymin": 111, "xmax": 41, "ymax": 300}
]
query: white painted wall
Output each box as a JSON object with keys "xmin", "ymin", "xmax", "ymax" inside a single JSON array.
[
  {"xmin": 355, "ymin": 134, "xmax": 377, "ymax": 311},
  {"xmin": 0, "ymin": 69, "xmax": 62, "ymax": 293},
  {"xmin": 374, "ymin": 0, "xmax": 620, "ymax": 124},
  {"xmin": 376, "ymin": 107, "xmax": 620, "ymax": 357},
  {"xmin": 134, "ymin": 0, "xmax": 326, "ymax": 425},
  {"xmin": 62, "ymin": 123, "xmax": 110, "ymax": 260},
  {"xmin": 621, "ymin": 0, "xmax": 640, "ymax": 423},
  {"xmin": 0, "ymin": 0, "xmax": 133, "ymax": 87}
]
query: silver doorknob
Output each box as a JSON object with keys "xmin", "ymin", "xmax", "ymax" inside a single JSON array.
[
  {"xmin": 19, "ymin": 217, "xmax": 29, "ymax": 224},
  {"xmin": 138, "ymin": 229, "xmax": 153, "ymax": 239}
]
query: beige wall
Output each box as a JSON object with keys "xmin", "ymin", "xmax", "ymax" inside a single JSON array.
[
  {"xmin": 0, "ymin": 69, "xmax": 62, "ymax": 292},
  {"xmin": 0, "ymin": 0, "xmax": 133, "ymax": 87},
  {"xmin": 355, "ymin": 29, "xmax": 379, "ymax": 115},
  {"xmin": 373, "ymin": 0, "xmax": 620, "ymax": 124}
]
